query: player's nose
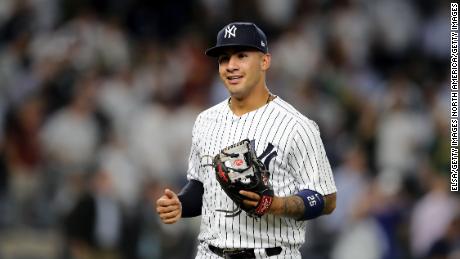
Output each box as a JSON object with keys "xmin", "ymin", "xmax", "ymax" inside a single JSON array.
[{"xmin": 226, "ymin": 55, "xmax": 239, "ymax": 72}]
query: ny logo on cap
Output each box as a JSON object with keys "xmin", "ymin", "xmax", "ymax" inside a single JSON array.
[{"xmin": 224, "ymin": 25, "xmax": 237, "ymax": 38}]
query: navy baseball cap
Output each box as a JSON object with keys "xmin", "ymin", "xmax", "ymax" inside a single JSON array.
[{"xmin": 205, "ymin": 22, "xmax": 268, "ymax": 57}]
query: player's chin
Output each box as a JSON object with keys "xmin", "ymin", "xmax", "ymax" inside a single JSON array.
[
  {"xmin": 226, "ymin": 84, "xmax": 248, "ymax": 98},
  {"xmin": 225, "ymin": 83, "xmax": 241, "ymax": 92}
]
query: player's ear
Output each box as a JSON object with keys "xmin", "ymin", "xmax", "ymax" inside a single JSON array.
[{"xmin": 261, "ymin": 53, "xmax": 271, "ymax": 71}]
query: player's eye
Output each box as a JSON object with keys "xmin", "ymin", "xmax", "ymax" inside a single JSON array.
[
  {"xmin": 218, "ymin": 56, "xmax": 229, "ymax": 64},
  {"xmin": 238, "ymin": 53, "xmax": 248, "ymax": 59}
]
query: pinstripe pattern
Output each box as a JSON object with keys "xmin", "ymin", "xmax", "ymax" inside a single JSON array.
[{"xmin": 188, "ymin": 97, "xmax": 336, "ymax": 257}]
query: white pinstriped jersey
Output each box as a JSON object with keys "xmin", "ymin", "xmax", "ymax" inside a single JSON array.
[{"xmin": 187, "ymin": 97, "xmax": 337, "ymax": 258}]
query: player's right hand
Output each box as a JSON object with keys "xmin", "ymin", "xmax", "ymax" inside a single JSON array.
[{"xmin": 156, "ymin": 189, "xmax": 182, "ymax": 224}]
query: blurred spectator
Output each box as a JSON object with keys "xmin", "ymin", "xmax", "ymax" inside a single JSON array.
[
  {"xmin": 376, "ymin": 72, "xmax": 433, "ymax": 179},
  {"xmin": 4, "ymin": 95, "xmax": 44, "ymax": 176},
  {"xmin": 0, "ymin": 32, "xmax": 39, "ymax": 107},
  {"xmin": 328, "ymin": 1, "xmax": 372, "ymax": 68},
  {"xmin": 331, "ymin": 217, "xmax": 385, "ymax": 259},
  {"xmin": 168, "ymin": 103, "xmax": 202, "ymax": 179},
  {"xmin": 332, "ymin": 173, "xmax": 408, "ymax": 259},
  {"xmin": 40, "ymin": 74, "xmax": 101, "ymax": 171},
  {"xmin": 97, "ymin": 133, "xmax": 142, "ymax": 211},
  {"xmin": 132, "ymin": 179, "xmax": 164, "ymax": 259},
  {"xmin": 370, "ymin": 0, "xmax": 420, "ymax": 54},
  {"xmin": 256, "ymin": 0, "xmax": 298, "ymax": 29},
  {"xmin": 426, "ymin": 214, "xmax": 460, "ymax": 259},
  {"xmin": 28, "ymin": 0, "xmax": 60, "ymax": 32},
  {"xmin": 97, "ymin": 68, "xmax": 142, "ymax": 141},
  {"xmin": 199, "ymin": 0, "xmax": 231, "ymax": 26},
  {"xmin": 65, "ymin": 168, "xmax": 124, "ymax": 259},
  {"xmin": 127, "ymin": 99, "xmax": 176, "ymax": 184},
  {"xmin": 2, "ymin": 94, "xmax": 47, "ymax": 226},
  {"xmin": 410, "ymin": 174, "xmax": 459, "ymax": 258},
  {"xmin": 0, "ymin": 0, "xmax": 34, "ymax": 44},
  {"xmin": 40, "ymin": 74, "xmax": 103, "ymax": 227},
  {"xmin": 421, "ymin": 4, "xmax": 450, "ymax": 60},
  {"xmin": 321, "ymin": 144, "xmax": 370, "ymax": 234},
  {"xmin": 271, "ymin": 21, "xmax": 323, "ymax": 90},
  {"xmin": 134, "ymin": 178, "xmax": 199, "ymax": 259}
]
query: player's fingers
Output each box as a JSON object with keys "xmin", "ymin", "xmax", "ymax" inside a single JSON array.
[
  {"xmin": 163, "ymin": 216, "xmax": 180, "ymax": 224},
  {"xmin": 164, "ymin": 189, "xmax": 177, "ymax": 199},
  {"xmin": 239, "ymin": 190, "xmax": 260, "ymax": 201},
  {"xmin": 156, "ymin": 196, "xmax": 180, "ymax": 207},
  {"xmin": 242, "ymin": 199, "xmax": 259, "ymax": 208},
  {"xmin": 159, "ymin": 210, "xmax": 180, "ymax": 220},
  {"xmin": 160, "ymin": 210, "xmax": 181, "ymax": 224},
  {"xmin": 156, "ymin": 204, "xmax": 180, "ymax": 214}
]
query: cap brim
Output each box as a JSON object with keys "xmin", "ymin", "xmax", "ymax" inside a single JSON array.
[{"xmin": 205, "ymin": 44, "xmax": 266, "ymax": 57}]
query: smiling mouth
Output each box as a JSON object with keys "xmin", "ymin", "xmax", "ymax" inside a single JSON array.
[{"xmin": 227, "ymin": 75, "xmax": 243, "ymax": 83}]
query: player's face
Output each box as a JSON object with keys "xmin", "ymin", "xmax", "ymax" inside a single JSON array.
[{"xmin": 217, "ymin": 48, "xmax": 270, "ymax": 99}]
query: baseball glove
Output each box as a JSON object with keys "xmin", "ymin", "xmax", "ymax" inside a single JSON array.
[{"xmin": 213, "ymin": 139, "xmax": 274, "ymax": 218}]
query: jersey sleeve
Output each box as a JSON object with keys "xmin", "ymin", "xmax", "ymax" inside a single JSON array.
[
  {"xmin": 288, "ymin": 120, "xmax": 337, "ymax": 195},
  {"xmin": 186, "ymin": 114, "xmax": 203, "ymax": 182}
]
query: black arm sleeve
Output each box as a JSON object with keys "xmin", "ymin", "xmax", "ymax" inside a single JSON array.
[{"xmin": 178, "ymin": 179, "xmax": 204, "ymax": 217}]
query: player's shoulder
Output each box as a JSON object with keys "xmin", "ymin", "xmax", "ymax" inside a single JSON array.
[
  {"xmin": 272, "ymin": 97, "xmax": 320, "ymax": 132},
  {"xmin": 194, "ymin": 99, "xmax": 228, "ymax": 123}
]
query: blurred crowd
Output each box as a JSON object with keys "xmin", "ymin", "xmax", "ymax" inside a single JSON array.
[{"xmin": 0, "ymin": 0, "xmax": 457, "ymax": 258}]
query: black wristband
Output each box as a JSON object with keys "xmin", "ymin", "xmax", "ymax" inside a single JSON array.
[{"xmin": 178, "ymin": 179, "xmax": 204, "ymax": 217}]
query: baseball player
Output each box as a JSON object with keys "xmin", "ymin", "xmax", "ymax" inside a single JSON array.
[{"xmin": 156, "ymin": 22, "xmax": 337, "ymax": 258}]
